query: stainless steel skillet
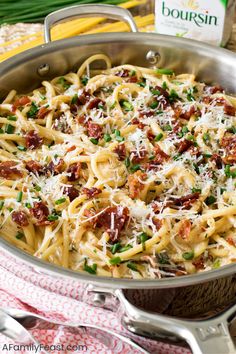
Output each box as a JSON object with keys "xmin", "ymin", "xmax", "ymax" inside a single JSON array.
[{"xmin": 1, "ymin": 4, "xmax": 236, "ymax": 353}]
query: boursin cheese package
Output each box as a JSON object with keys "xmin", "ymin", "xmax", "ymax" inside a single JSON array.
[{"xmin": 155, "ymin": 0, "xmax": 235, "ymax": 46}]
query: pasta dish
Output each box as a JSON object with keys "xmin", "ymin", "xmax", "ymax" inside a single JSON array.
[{"xmin": 1, "ymin": 54, "xmax": 236, "ymax": 279}]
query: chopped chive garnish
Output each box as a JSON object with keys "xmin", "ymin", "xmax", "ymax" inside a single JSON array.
[
  {"xmin": 7, "ymin": 115, "xmax": 17, "ymax": 121},
  {"xmin": 130, "ymin": 164, "xmax": 141, "ymax": 172},
  {"xmin": 203, "ymin": 132, "xmax": 210, "ymax": 143},
  {"xmin": 16, "ymin": 191, "xmax": 23, "ymax": 202},
  {"xmin": 155, "ymin": 133, "xmax": 164, "ymax": 142},
  {"xmin": 125, "ymin": 157, "xmax": 130, "ymax": 168},
  {"xmin": 90, "ymin": 138, "xmax": 98, "ymax": 145},
  {"xmin": 180, "ymin": 126, "xmax": 189, "ymax": 137},
  {"xmin": 138, "ymin": 80, "xmax": 146, "ymax": 87},
  {"xmin": 5, "ymin": 124, "xmax": 14, "ymax": 134},
  {"xmin": 98, "ymin": 104, "xmax": 104, "ymax": 110},
  {"xmin": 149, "ymin": 101, "xmax": 159, "ymax": 109},
  {"xmin": 120, "ymin": 244, "xmax": 133, "ymax": 252},
  {"xmin": 47, "ymin": 214, "xmax": 59, "ymax": 221},
  {"xmin": 27, "ymin": 102, "xmax": 39, "ymax": 118},
  {"xmin": 0, "ymin": 201, "xmax": 4, "ymax": 210},
  {"xmin": 182, "ymin": 251, "xmax": 194, "ymax": 260},
  {"xmin": 156, "ymin": 68, "xmax": 174, "ymax": 75},
  {"xmin": 34, "ymin": 185, "xmax": 41, "ymax": 192},
  {"xmin": 16, "ymin": 232, "xmax": 24, "ymax": 240},
  {"xmin": 127, "ymin": 262, "xmax": 138, "ymax": 271},
  {"xmin": 71, "ymin": 94, "xmax": 78, "ymax": 105},
  {"xmin": 109, "ymin": 256, "xmax": 122, "ymax": 265},
  {"xmin": 104, "ymin": 133, "xmax": 111, "ymax": 142},
  {"xmin": 83, "ymin": 258, "xmax": 97, "ymax": 274},
  {"xmin": 186, "ymin": 134, "xmax": 194, "ymax": 141},
  {"xmin": 57, "ymin": 77, "xmax": 70, "ymax": 89},
  {"xmin": 8, "ymin": 207, "xmax": 13, "ymax": 212},
  {"xmin": 111, "ymin": 242, "xmax": 121, "ymax": 254},
  {"xmin": 169, "ymin": 89, "xmax": 180, "ymax": 102},
  {"xmin": 121, "ymin": 100, "xmax": 133, "ymax": 111},
  {"xmin": 139, "ymin": 232, "xmax": 149, "ymax": 250},
  {"xmin": 205, "ymin": 195, "xmax": 216, "ymax": 205},
  {"xmin": 225, "ymin": 165, "xmax": 231, "ymax": 178},
  {"xmin": 17, "ymin": 145, "xmax": 26, "ymax": 151},
  {"xmin": 25, "ymin": 202, "xmax": 32, "ymax": 209},
  {"xmin": 55, "ymin": 197, "xmax": 66, "ymax": 205}
]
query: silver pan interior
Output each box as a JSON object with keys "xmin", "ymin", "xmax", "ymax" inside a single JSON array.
[{"xmin": 0, "ymin": 32, "xmax": 236, "ymax": 289}]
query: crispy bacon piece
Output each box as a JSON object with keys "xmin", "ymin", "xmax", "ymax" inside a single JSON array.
[
  {"xmin": 175, "ymin": 105, "xmax": 199, "ymax": 120},
  {"xmin": 12, "ymin": 210, "xmax": 29, "ymax": 227},
  {"xmin": 78, "ymin": 90, "xmax": 91, "ymax": 105},
  {"xmin": 153, "ymin": 145, "xmax": 169, "ymax": 164},
  {"xmin": 128, "ymin": 170, "xmax": 147, "ymax": 199},
  {"xmin": 12, "ymin": 96, "xmax": 31, "ymax": 112},
  {"xmin": 66, "ymin": 145, "xmax": 76, "ymax": 153},
  {"xmin": 227, "ymin": 236, "xmax": 236, "ymax": 246},
  {"xmin": 64, "ymin": 186, "xmax": 79, "ymax": 201},
  {"xmin": 87, "ymin": 122, "xmax": 103, "ymax": 139},
  {"xmin": 114, "ymin": 143, "xmax": 126, "ymax": 161},
  {"xmin": 37, "ymin": 106, "xmax": 51, "ymax": 119},
  {"xmin": 25, "ymin": 160, "xmax": 43, "ymax": 174},
  {"xmin": 0, "ymin": 161, "xmax": 23, "ymax": 179},
  {"xmin": 131, "ymin": 149, "xmax": 147, "ymax": 163},
  {"xmin": 97, "ymin": 206, "xmax": 129, "ymax": 242},
  {"xmin": 178, "ymin": 219, "xmax": 191, "ymax": 240},
  {"xmin": 46, "ymin": 158, "xmax": 65, "ymax": 176},
  {"xmin": 128, "ymin": 76, "xmax": 138, "ymax": 83},
  {"xmin": 172, "ymin": 192, "xmax": 200, "ymax": 210},
  {"xmin": 139, "ymin": 110, "xmax": 155, "ymax": 118},
  {"xmin": 30, "ymin": 201, "xmax": 51, "ymax": 226},
  {"xmin": 193, "ymin": 256, "xmax": 205, "ymax": 270},
  {"xmin": 52, "ymin": 116, "xmax": 72, "ymax": 134},
  {"xmin": 87, "ymin": 98, "xmax": 104, "ymax": 110},
  {"xmin": 67, "ymin": 163, "xmax": 81, "ymax": 182},
  {"xmin": 82, "ymin": 187, "xmax": 101, "ymax": 199},
  {"xmin": 76, "ymin": 114, "xmax": 87, "ymax": 125},
  {"xmin": 115, "ymin": 69, "xmax": 130, "ymax": 77},
  {"xmin": 25, "ymin": 130, "xmax": 43, "ymax": 150},
  {"xmin": 204, "ymin": 85, "xmax": 223, "ymax": 94},
  {"xmin": 83, "ymin": 208, "xmax": 97, "ymax": 226},
  {"xmin": 220, "ymin": 132, "xmax": 236, "ymax": 155},
  {"xmin": 178, "ymin": 139, "xmax": 194, "ymax": 153},
  {"xmin": 224, "ymin": 102, "xmax": 236, "ymax": 116},
  {"xmin": 210, "ymin": 154, "xmax": 222, "ymax": 169},
  {"xmin": 152, "ymin": 217, "xmax": 162, "ymax": 231}
]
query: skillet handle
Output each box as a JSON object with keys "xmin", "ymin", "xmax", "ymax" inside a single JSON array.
[
  {"xmin": 44, "ymin": 4, "xmax": 138, "ymax": 43},
  {"xmin": 116, "ymin": 290, "xmax": 236, "ymax": 354}
]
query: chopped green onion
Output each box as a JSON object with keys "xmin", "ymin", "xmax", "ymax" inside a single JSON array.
[
  {"xmin": 8, "ymin": 207, "xmax": 13, "ymax": 212},
  {"xmin": 220, "ymin": 188, "xmax": 226, "ymax": 194},
  {"xmin": 193, "ymin": 163, "xmax": 200, "ymax": 174},
  {"xmin": 203, "ymin": 132, "xmax": 210, "ymax": 143},
  {"xmin": 186, "ymin": 134, "xmax": 194, "ymax": 141},
  {"xmin": 205, "ymin": 195, "xmax": 216, "ymax": 205},
  {"xmin": 158, "ymin": 253, "xmax": 169, "ymax": 264},
  {"xmin": 57, "ymin": 77, "xmax": 70, "ymax": 89},
  {"xmin": 90, "ymin": 138, "xmax": 98, "ymax": 145},
  {"xmin": 16, "ymin": 191, "xmax": 23, "ymax": 202},
  {"xmin": 98, "ymin": 104, "xmax": 104, "ymax": 110},
  {"xmin": 7, "ymin": 115, "xmax": 17, "ymax": 121},
  {"xmin": 154, "ymin": 133, "xmax": 164, "ymax": 142},
  {"xmin": 130, "ymin": 164, "xmax": 141, "ymax": 172},
  {"xmin": 182, "ymin": 251, "xmax": 194, "ymax": 260},
  {"xmin": 71, "ymin": 94, "xmax": 78, "ymax": 104},
  {"xmin": 180, "ymin": 126, "xmax": 189, "ymax": 137},
  {"xmin": 204, "ymin": 153, "xmax": 212, "ymax": 158},
  {"xmin": 138, "ymin": 80, "xmax": 146, "ymax": 88},
  {"xmin": 81, "ymin": 76, "xmax": 88, "ymax": 86},
  {"xmin": 173, "ymin": 153, "xmax": 181, "ymax": 161},
  {"xmin": 225, "ymin": 165, "xmax": 231, "ymax": 178},
  {"xmin": 151, "ymin": 89, "xmax": 161, "ymax": 96},
  {"xmin": 213, "ymin": 259, "xmax": 221, "ymax": 269},
  {"xmin": 169, "ymin": 89, "xmax": 180, "ymax": 102},
  {"xmin": 0, "ymin": 201, "xmax": 4, "ymax": 210},
  {"xmin": 156, "ymin": 68, "xmax": 174, "ymax": 75},
  {"xmin": 47, "ymin": 214, "xmax": 59, "ymax": 221},
  {"xmin": 15, "ymin": 232, "xmax": 24, "ymax": 240},
  {"xmin": 125, "ymin": 157, "xmax": 130, "ymax": 168},
  {"xmin": 83, "ymin": 258, "xmax": 97, "ymax": 274},
  {"xmin": 0, "ymin": 128, "xmax": 3, "ymax": 134},
  {"xmin": 5, "ymin": 124, "xmax": 14, "ymax": 134},
  {"xmin": 121, "ymin": 100, "xmax": 133, "ymax": 111},
  {"xmin": 149, "ymin": 101, "xmax": 159, "ymax": 109},
  {"xmin": 55, "ymin": 197, "xmax": 66, "ymax": 205},
  {"xmin": 139, "ymin": 232, "xmax": 149, "ymax": 250},
  {"xmin": 104, "ymin": 133, "xmax": 112, "ymax": 142},
  {"xmin": 17, "ymin": 145, "xmax": 26, "ymax": 151},
  {"xmin": 27, "ymin": 102, "xmax": 39, "ymax": 118},
  {"xmin": 191, "ymin": 187, "xmax": 202, "ymax": 193},
  {"xmin": 34, "ymin": 185, "xmax": 41, "ymax": 192},
  {"xmin": 163, "ymin": 124, "xmax": 172, "ymax": 131},
  {"xmin": 115, "ymin": 130, "xmax": 124, "ymax": 142},
  {"xmin": 130, "ymin": 70, "xmax": 136, "ymax": 76},
  {"xmin": 111, "ymin": 242, "xmax": 121, "ymax": 254},
  {"xmin": 127, "ymin": 262, "xmax": 138, "ymax": 271},
  {"xmin": 25, "ymin": 202, "xmax": 32, "ymax": 209},
  {"xmin": 109, "ymin": 256, "xmax": 122, "ymax": 265},
  {"xmin": 120, "ymin": 244, "xmax": 133, "ymax": 252},
  {"xmin": 162, "ymin": 81, "xmax": 168, "ymax": 90},
  {"xmin": 227, "ymin": 126, "xmax": 236, "ymax": 134}
]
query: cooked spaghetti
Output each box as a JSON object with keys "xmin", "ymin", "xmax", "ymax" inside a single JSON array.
[{"xmin": 1, "ymin": 54, "xmax": 236, "ymax": 279}]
